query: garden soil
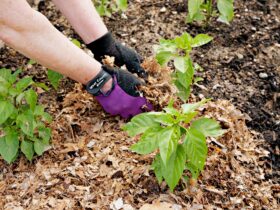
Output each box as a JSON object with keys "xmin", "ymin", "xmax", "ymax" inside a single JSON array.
[{"xmin": 0, "ymin": 0, "xmax": 279, "ymax": 209}]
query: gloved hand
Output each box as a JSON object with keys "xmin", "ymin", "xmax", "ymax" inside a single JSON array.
[
  {"xmin": 86, "ymin": 65, "xmax": 152, "ymax": 118},
  {"xmin": 87, "ymin": 32, "xmax": 147, "ymax": 78}
]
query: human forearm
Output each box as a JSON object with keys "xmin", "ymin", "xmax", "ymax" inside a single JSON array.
[
  {"xmin": 0, "ymin": 0, "xmax": 102, "ymax": 85},
  {"xmin": 52, "ymin": 0, "xmax": 108, "ymax": 44}
]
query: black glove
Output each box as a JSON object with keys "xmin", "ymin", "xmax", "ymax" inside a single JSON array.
[
  {"xmin": 104, "ymin": 66, "xmax": 144, "ymax": 97},
  {"xmin": 87, "ymin": 32, "xmax": 147, "ymax": 78}
]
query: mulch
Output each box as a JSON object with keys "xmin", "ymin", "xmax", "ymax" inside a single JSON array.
[{"xmin": 0, "ymin": 0, "xmax": 279, "ymax": 209}]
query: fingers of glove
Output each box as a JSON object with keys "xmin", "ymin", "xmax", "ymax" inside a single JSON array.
[
  {"xmin": 115, "ymin": 43, "xmax": 148, "ymax": 78},
  {"xmin": 116, "ymin": 70, "xmax": 145, "ymax": 96},
  {"xmin": 126, "ymin": 61, "xmax": 148, "ymax": 78},
  {"xmin": 120, "ymin": 98, "xmax": 153, "ymax": 119}
]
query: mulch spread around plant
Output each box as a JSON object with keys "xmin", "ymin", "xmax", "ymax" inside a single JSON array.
[{"xmin": 0, "ymin": 0, "xmax": 279, "ymax": 209}]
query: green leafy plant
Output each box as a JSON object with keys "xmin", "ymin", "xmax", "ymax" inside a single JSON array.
[
  {"xmin": 0, "ymin": 68, "xmax": 52, "ymax": 163},
  {"xmin": 187, "ymin": 0, "xmax": 234, "ymax": 25},
  {"xmin": 93, "ymin": 0, "xmax": 128, "ymax": 17},
  {"xmin": 154, "ymin": 32, "xmax": 213, "ymax": 101},
  {"xmin": 47, "ymin": 69, "xmax": 63, "ymax": 90},
  {"xmin": 124, "ymin": 99, "xmax": 225, "ymax": 191}
]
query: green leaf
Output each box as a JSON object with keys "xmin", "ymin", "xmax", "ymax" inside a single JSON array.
[
  {"xmin": 34, "ymin": 138, "xmax": 49, "ymax": 155},
  {"xmin": 123, "ymin": 113, "xmax": 160, "ymax": 136},
  {"xmin": 47, "ymin": 69, "xmax": 63, "ymax": 90},
  {"xmin": 151, "ymin": 154, "xmax": 163, "ymax": 184},
  {"xmin": 173, "ymin": 59, "xmax": 194, "ymax": 101},
  {"xmin": 183, "ymin": 128, "xmax": 207, "ymax": 172},
  {"xmin": 42, "ymin": 112, "xmax": 52, "ymax": 123},
  {"xmin": 188, "ymin": 0, "xmax": 204, "ymax": 20},
  {"xmin": 38, "ymin": 127, "xmax": 51, "ymax": 142},
  {"xmin": 0, "ymin": 68, "xmax": 20, "ymax": 84},
  {"xmin": 180, "ymin": 112, "xmax": 198, "ymax": 124},
  {"xmin": 154, "ymin": 39, "xmax": 177, "ymax": 65},
  {"xmin": 163, "ymin": 104, "xmax": 181, "ymax": 117},
  {"xmin": 181, "ymin": 99, "xmax": 210, "ymax": 114},
  {"xmin": 0, "ymin": 131, "xmax": 19, "ymax": 163},
  {"xmin": 174, "ymin": 78, "xmax": 191, "ymax": 101},
  {"xmin": 16, "ymin": 110, "xmax": 36, "ymax": 137},
  {"xmin": 8, "ymin": 87, "xmax": 21, "ymax": 97},
  {"xmin": 186, "ymin": 11, "xmax": 206, "ymax": 23},
  {"xmin": 190, "ymin": 118, "xmax": 225, "ymax": 137},
  {"xmin": 28, "ymin": 59, "xmax": 37, "ymax": 65},
  {"xmin": 174, "ymin": 33, "xmax": 192, "ymax": 51},
  {"xmin": 16, "ymin": 77, "xmax": 33, "ymax": 92},
  {"xmin": 194, "ymin": 77, "xmax": 204, "ymax": 83},
  {"xmin": 35, "ymin": 106, "xmax": 52, "ymax": 123},
  {"xmin": 194, "ymin": 63, "xmax": 204, "ymax": 72},
  {"xmin": 0, "ymin": 77, "xmax": 10, "ymax": 97},
  {"xmin": 156, "ymin": 51, "xmax": 174, "ymax": 66},
  {"xmin": 116, "ymin": 0, "xmax": 128, "ymax": 11},
  {"xmin": 131, "ymin": 126, "xmax": 163, "ymax": 155},
  {"xmin": 191, "ymin": 34, "xmax": 213, "ymax": 48},
  {"xmin": 217, "ymin": 0, "xmax": 234, "ymax": 24},
  {"xmin": 33, "ymin": 82, "xmax": 49, "ymax": 91},
  {"xmin": 0, "ymin": 101, "xmax": 15, "ymax": 124},
  {"xmin": 159, "ymin": 127, "xmax": 177, "ymax": 166},
  {"xmin": 16, "ymin": 93, "xmax": 25, "ymax": 105},
  {"xmin": 21, "ymin": 140, "xmax": 34, "ymax": 161},
  {"xmin": 162, "ymin": 145, "xmax": 186, "ymax": 192},
  {"xmin": 25, "ymin": 89, "xmax": 37, "ymax": 111},
  {"xmin": 0, "ymin": 68, "xmax": 12, "ymax": 81},
  {"xmin": 34, "ymin": 105, "xmax": 44, "ymax": 116},
  {"xmin": 174, "ymin": 56, "xmax": 190, "ymax": 73},
  {"xmin": 185, "ymin": 162, "xmax": 200, "ymax": 179},
  {"xmin": 72, "ymin": 39, "xmax": 81, "ymax": 48}
]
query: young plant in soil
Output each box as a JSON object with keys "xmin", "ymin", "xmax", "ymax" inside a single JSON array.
[
  {"xmin": 154, "ymin": 32, "xmax": 213, "ymax": 101},
  {"xmin": 93, "ymin": 0, "xmax": 127, "ymax": 17},
  {"xmin": 187, "ymin": 0, "xmax": 234, "ymax": 25},
  {"xmin": 123, "ymin": 99, "xmax": 225, "ymax": 191},
  {"xmin": 0, "ymin": 68, "xmax": 52, "ymax": 163},
  {"xmin": 124, "ymin": 32, "xmax": 224, "ymax": 191}
]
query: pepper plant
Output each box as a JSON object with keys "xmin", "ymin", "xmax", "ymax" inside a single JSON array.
[
  {"xmin": 187, "ymin": 0, "xmax": 234, "ymax": 25},
  {"xmin": 0, "ymin": 68, "xmax": 52, "ymax": 163},
  {"xmin": 93, "ymin": 0, "xmax": 128, "ymax": 17},
  {"xmin": 124, "ymin": 99, "xmax": 225, "ymax": 191},
  {"xmin": 154, "ymin": 32, "xmax": 213, "ymax": 101}
]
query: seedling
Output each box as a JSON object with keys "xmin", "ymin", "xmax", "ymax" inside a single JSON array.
[
  {"xmin": 154, "ymin": 32, "xmax": 213, "ymax": 101},
  {"xmin": 93, "ymin": 0, "xmax": 128, "ymax": 17},
  {"xmin": 47, "ymin": 69, "xmax": 63, "ymax": 90},
  {"xmin": 124, "ymin": 99, "xmax": 225, "ymax": 191},
  {"xmin": 187, "ymin": 0, "xmax": 234, "ymax": 25},
  {"xmin": 0, "ymin": 68, "xmax": 52, "ymax": 163}
]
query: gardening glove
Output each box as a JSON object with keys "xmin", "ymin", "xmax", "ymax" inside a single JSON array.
[
  {"xmin": 86, "ymin": 65, "xmax": 152, "ymax": 118},
  {"xmin": 87, "ymin": 32, "xmax": 148, "ymax": 78}
]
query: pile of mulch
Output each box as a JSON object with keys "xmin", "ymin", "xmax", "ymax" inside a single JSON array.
[
  {"xmin": 0, "ymin": 0, "xmax": 279, "ymax": 209},
  {"xmin": 0, "ymin": 58, "xmax": 278, "ymax": 209}
]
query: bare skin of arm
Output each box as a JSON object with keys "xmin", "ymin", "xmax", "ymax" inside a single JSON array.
[
  {"xmin": 52, "ymin": 0, "xmax": 108, "ymax": 44},
  {"xmin": 0, "ymin": 0, "xmax": 112, "ymax": 91}
]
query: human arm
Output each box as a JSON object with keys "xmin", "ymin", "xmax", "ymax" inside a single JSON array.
[
  {"xmin": 52, "ymin": 0, "xmax": 147, "ymax": 77},
  {"xmin": 0, "ymin": 0, "xmax": 111, "ymax": 90},
  {"xmin": 0, "ymin": 0, "xmax": 151, "ymax": 117}
]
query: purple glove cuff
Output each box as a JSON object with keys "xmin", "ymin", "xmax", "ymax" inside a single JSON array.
[{"xmin": 96, "ymin": 77, "xmax": 152, "ymax": 118}]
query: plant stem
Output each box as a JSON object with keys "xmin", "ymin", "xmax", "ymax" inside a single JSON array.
[{"xmin": 206, "ymin": 0, "xmax": 213, "ymax": 26}]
